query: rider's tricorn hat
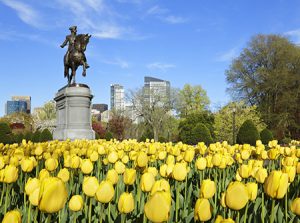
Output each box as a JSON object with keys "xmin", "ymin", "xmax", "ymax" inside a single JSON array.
[{"xmin": 69, "ymin": 26, "xmax": 77, "ymax": 32}]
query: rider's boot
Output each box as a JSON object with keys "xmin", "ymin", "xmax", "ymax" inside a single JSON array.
[{"xmin": 85, "ymin": 62, "xmax": 90, "ymax": 69}]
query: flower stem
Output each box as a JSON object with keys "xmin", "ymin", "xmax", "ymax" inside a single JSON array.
[
  {"xmin": 88, "ymin": 197, "xmax": 92, "ymax": 223},
  {"xmin": 27, "ymin": 203, "xmax": 31, "ymax": 223},
  {"xmin": 261, "ymin": 191, "xmax": 265, "ymax": 223},
  {"xmin": 243, "ymin": 202, "xmax": 248, "ymax": 223},
  {"xmin": 175, "ymin": 181, "xmax": 180, "ymax": 222},
  {"xmin": 270, "ymin": 199, "xmax": 275, "ymax": 223}
]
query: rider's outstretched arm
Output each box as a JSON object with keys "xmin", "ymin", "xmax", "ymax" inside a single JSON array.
[{"xmin": 60, "ymin": 38, "xmax": 68, "ymax": 48}]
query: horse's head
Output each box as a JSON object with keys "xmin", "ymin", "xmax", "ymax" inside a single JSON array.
[{"xmin": 75, "ymin": 34, "xmax": 91, "ymax": 52}]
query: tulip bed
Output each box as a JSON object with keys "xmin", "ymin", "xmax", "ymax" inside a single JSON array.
[{"xmin": 0, "ymin": 139, "xmax": 300, "ymax": 223}]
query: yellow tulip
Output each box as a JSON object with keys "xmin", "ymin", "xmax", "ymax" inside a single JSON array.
[
  {"xmin": 2, "ymin": 210, "xmax": 21, "ymax": 223},
  {"xmin": 25, "ymin": 177, "xmax": 40, "ymax": 195},
  {"xmin": 106, "ymin": 169, "xmax": 119, "ymax": 185},
  {"xmin": 238, "ymin": 164, "xmax": 250, "ymax": 178},
  {"xmin": 246, "ymin": 182, "xmax": 258, "ymax": 201},
  {"xmin": 184, "ymin": 148, "xmax": 195, "ymax": 162},
  {"xmin": 264, "ymin": 170, "xmax": 289, "ymax": 199},
  {"xmin": 121, "ymin": 155, "xmax": 129, "ymax": 164},
  {"xmin": 195, "ymin": 157, "xmax": 207, "ymax": 170},
  {"xmin": 241, "ymin": 150, "xmax": 251, "ymax": 160},
  {"xmin": 144, "ymin": 191, "xmax": 171, "ymax": 222},
  {"xmin": 70, "ymin": 156, "xmax": 81, "ymax": 169},
  {"xmin": 57, "ymin": 168, "xmax": 70, "ymax": 183},
  {"xmin": 9, "ymin": 156, "xmax": 19, "ymax": 166},
  {"xmin": 108, "ymin": 151, "xmax": 118, "ymax": 163},
  {"xmin": 29, "ymin": 187, "xmax": 39, "ymax": 206},
  {"xmin": 220, "ymin": 192, "xmax": 226, "ymax": 208},
  {"xmin": 0, "ymin": 156, "xmax": 5, "ymax": 170},
  {"xmin": 34, "ymin": 145, "xmax": 43, "ymax": 156},
  {"xmin": 118, "ymin": 192, "xmax": 134, "ymax": 214},
  {"xmin": 212, "ymin": 154, "xmax": 222, "ymax": 167},
  {"xmin": 81, "ymin": 159, "xmax": 94, "ymax": 174},
  {"xmin": 225, "ymin": 181, "xmax": 249, "ymax": 210},
  {"xmin": 268, "ymin": 149, "xmax": 279, "ymax": 160},
  {"xmin": 158, "ymin": 151, "xmax": 167, "ymax": 160},
  {"xmin": 95, "ymin": 180, "xmax": 115, "ymax": 203},
  {"xmin": 297, "ymin": 162, "xmax": 300, "ymax": 174},
  {"xmin": 21, "ymin": 158, "xmax": 34, "ymax": 172},
  {"xmin": 221, "ymin": 218, "xmax": 235, "ymax": 223},
  {"xmin": 69, "ymin": 195, "xmax": 83, "ymax": 212},
  {"xmin": 136, "ymin": 152, "xmax": 148, "ymax": 168},
  {"xmin": 172, "ymin": 163, "xmax": 187, "ymax": 181},
  {"xmin": 214, "ymin": 215, "xmax": 224, "ymax": 223},
  {"xmin": 89, "ymin": 150, "xmax": 99, "ymax": 162},
  {"xmin": 123, "ymin": 168, "xmax": 136, "ymax": 185},
  {"xmin": 151, "ymin": 179, "xmax": 171, "ymax": 195},
  {"xmin": 45, "ymin": 158, "xmax": 58, "ymax": 172},
  {"xmin": 254, "ymin": 168, "xmax": 268, "ymax": 184},
  {"xmin": 4, "ymin": 165, "xmax": 18, "ymax": 183},
  {"xmin": 166, "ymin": 155, "xmax": 175, "ymax": 165},
  {"xmin": 147, "ymin": 167, "xmax": 158, "ymax": 177},
  {"xmin": 115, "ymin": 161, "xmax": 126, "ymax": 174},
  {"xmin": 38, "ymin": 169, "xmax": 50, "ymax": 181},
  {"xmin": 83, "ymin": 176, "xmax": 99, "ymax": 197},
  {"xmin": 38, "ymin": 177, "xmax": 68, "ymax": 213},
  {"xmin": 282, "ymin": 166, "xmax": 296, "ymax": 183},
  {"xmin": 194, "ymin": 198, "xmax": 212, "ymax": 222},
  {"xmin": 200, "ymin": 179, "xmax": 216, "ymax": 199},
  {"xmin": 291, "ymin": 198, "xmax": 300, "ymax": 216},
  {"xmin": 140, "ymin": 172, "xmax": 155, "ymax": 192}
]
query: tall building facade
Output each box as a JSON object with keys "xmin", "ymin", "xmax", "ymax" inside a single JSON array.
[
  {"xmin": 144, "ymin": 76, "xmax": 170, "ymax": 104},
  {"xmin": 110, "ymin": 84, "xmax": 125, "ymax": 111},
  {"xmin": 11, "ymin": 96, "xmax": 31, "ymax": 113},
  {"xmin": 5, "ymin": 100, "xmax": 27, "ymax": 115}
]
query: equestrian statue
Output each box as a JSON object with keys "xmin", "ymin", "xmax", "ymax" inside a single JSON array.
[{"xmin": 60, "ymin": 26, "xmax": 91, "ymax": 85}]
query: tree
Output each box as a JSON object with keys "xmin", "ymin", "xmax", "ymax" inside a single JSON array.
[
  {"xmin": 175, "ymin": 84, "xmax": 210, "ymax": 118},
  {"xmin": 0, "ymin": 112, "xmax": 34, "ymax": 132},
  {"xmin": 127, "ymin": 87, "xmax": 177, "ymax": 141},
  {"xmin": 92, "ymin": 122, "xmax": 106, "ymax": 139},
  {"xmin": 226, "ymin": 34, "xmax": 300, "ymax": 139},
  {"xmin": 0, "ymin": 122, "xmax": 13, "ymax": 144},
  {"xmin": 40, "ymin": 129, "xmax": 53, "ymax": 142},
  {"xmin": 108, "ymin": 110, "xmax": 132, "ymax": 140},
  {"xmin": 33, "ymin": 100, "xmax": 56, "ymax": 132},
  {"xmin": 178, "ymin": 111, "xmax": 215, "ymax": 144},
  {"xmin": 214, "ymin": 101, "xmax": 266, "ymax": 144},
  {"xmin": 260, "ymin": 128, "xmax": 274, "ymax": 145},
  {"xmin": 237, "ymin": 119, "xmax": 260, "ymax": 146}
]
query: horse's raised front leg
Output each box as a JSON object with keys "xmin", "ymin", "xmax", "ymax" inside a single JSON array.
[
  {"xmin": 71, "ymin": 62, "xmax": 76, "ymax": 84},
  {"xmin": 82, "ymin": 61, "xmax": 86, "ymax": 77}
]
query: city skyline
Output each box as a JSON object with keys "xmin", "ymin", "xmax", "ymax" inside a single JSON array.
[{"xmin": 1, "ymin": 0, "xmax": 300, "ymax": 116}]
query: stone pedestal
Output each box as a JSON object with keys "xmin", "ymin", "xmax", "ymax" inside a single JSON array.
[{"xmin": 53, "ymin": 84, "xmax": 95, "ymax": 140}]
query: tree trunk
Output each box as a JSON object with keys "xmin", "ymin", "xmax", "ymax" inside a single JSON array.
[{"xmin": 153, "ymin": 127, "xmax": 158, "ymax": 142}]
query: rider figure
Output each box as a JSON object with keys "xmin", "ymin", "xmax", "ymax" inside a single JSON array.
[{"xmin": 60, "ymin": 26, "xmax": 89, "ymax": 69}]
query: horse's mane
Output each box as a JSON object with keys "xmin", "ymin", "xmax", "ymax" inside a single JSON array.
[{"xmin": 75, "ymin": 34, "xmax": 86, "ymax": 43}]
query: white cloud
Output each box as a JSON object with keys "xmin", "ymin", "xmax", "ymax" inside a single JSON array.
[
  {"xmin": 163, "ymin": 15, "xmax": 188, "ymax": 24},
  {"xmin": 1, "ymin": 0, "xmax": 42, "ymax": 28},
  {"xmin": 146, "ymin": 5, "xmax": 168, "ymax": 16},
  {"xmin": 102, "ymin": 58, "xmax": 129, "ymax": 68},
  {"xmin": 284, "ymin": 29, "xmax": 300, "ymax": 44},
  {"xmin": 147, "ymin": 62, "xmax": 175, "ymax": 72},
  {"xmin": 217, "ymin": 47, "xmax": 239, "ymax": 62}
]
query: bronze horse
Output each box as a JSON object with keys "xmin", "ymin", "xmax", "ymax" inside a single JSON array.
[{"xmin": 64, "ymin": 34, "xmax": 91, "ymax": 85}]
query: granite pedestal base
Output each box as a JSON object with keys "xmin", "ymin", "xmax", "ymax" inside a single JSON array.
[{"xmin": 53, "ymin": 84, "xmax": 95, "ymax": 140}]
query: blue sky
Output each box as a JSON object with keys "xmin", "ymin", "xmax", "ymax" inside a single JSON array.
[{"xmin": 1, "ymin": 0, "xmax": 300, "ymax": 116}]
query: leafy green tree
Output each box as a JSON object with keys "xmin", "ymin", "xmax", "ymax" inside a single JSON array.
[
  {"xmin": 32, "ymin": 130, "xmax": 41, "ymax": 143},
  {"xmin": 214, "ymin": 101, "xmax": 266, "ymax": 144},
  {"xmin": 179, "ymin": 112, "xmax": 214, "ymax": 144},
  {"xmin": 108, "ymin": 110, "xmax": 132, "ymax": 141},
  {"xmin": 33, "ymin": 100, "xmax": 56, "ymax": 132},
  {"xmin": 260, "ymin": 128, "xmax": 274, "ymax": 145},
  {"xmin": 0, "ymin": 122, "xmax": 13, "ymax": 144},
  {"xmin": 226, "ymin": 34, "xmax": 300, "ymax": 139},
  {"xmin": 40, "ymin": 129, "xmax": 53, "ymax": 142},
  {"xmin": 237, "ymin": 119, "xmax": 260, "ymax": 146},
  {"xmin": 0, "ymin": 112, "xmax": 34, "ymax": 132},
  {"xmin": 176, "ymin": 84, "xmax": 210, "ymax": 118},
  {"xmin": 128, "ymin": 87, "xmax": 177, "ymax": 142}
]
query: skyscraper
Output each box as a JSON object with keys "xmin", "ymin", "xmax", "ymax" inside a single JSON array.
[
  {"xmin": 110, "ymin": 84, "xmax": 125, "ymax": 111},
  {"xmin": 144, "ymin": 76, "xmax": 170, "ymax": 104},
  {"xmin": 5, "ymin": 100, "xmax": 27, "ymax": 115},
  {"xmin": 11, "ymin": 96, "xmax": 31, "ymax": 113}
]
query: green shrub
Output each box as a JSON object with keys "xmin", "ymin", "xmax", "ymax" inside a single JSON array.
[
  {"xmin": 0, "ymin": 122, "xmax": 13, "ymax": 144},
  {"xmin": 105, "ymin": 131, "xmax": 113, "ymax": 141},
  {"xmin": 192, "ymin": 123, "xmax": 213, "ymax": 145},
  {"xmin": 14, "ymin": 133, "xmax": 24, "ymax": 144},
  {"xmin": 24, "ymin": 132, "xmax": 33, "ymax": 142},
  {"xmin": 32, "ymin": 130, "xmax": 41, "ymax": 143},
  {"xmin": 95, "ymin": 132, "xmax": 100, "ymax": 139},
  {"xmin": 237, "ymin": 119, "xmax": 260, "ymax": 146},
  {"xmin": 260, "ymin": 128, "xmax": 273, "ymax": 145},
  {"xmin": 40, "ymin": 129, "xmax": 53, "ymax": 142}
]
